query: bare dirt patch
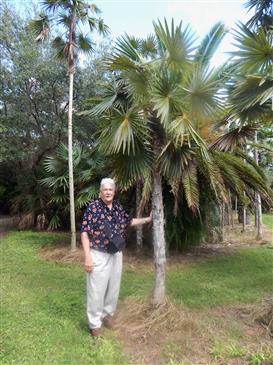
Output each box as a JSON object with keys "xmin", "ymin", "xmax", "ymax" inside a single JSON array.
[{"xmin": 115, "ymin": 296, "xmax": 273, "ymax": 365}]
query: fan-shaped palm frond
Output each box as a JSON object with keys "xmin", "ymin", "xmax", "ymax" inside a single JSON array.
[
  {"xmin": 151, "ymin": 69, "xmax": 183, "ymax": 124},
  {"xmin": 159, "ymin": 142, "xmax": 194, "ymax": 179},
  {"xmin": 153, "ymin": 18, "xmax": 196, "ymax": 71},
  {"xmin": 230, "ymin": 75, "xmax": 273, "ymax": 112},
  {"xmin": 51, "ymin": 36, "xmax": 67, "ymax": 59},
  {"xmin": 77, "ymin": 33, "xmax": 94, "ymax": 54},
  {"xmin": 112, "ymin": 147, "xmax": 153, "ymax": 190},
  {"xmin": 244, "ymin": 0, "xmax": 273, "ymax": 29},
  {"xmin": 231, "ymin": 23, "xmax": 273, "ymax": 74},
  {"xmin": 209, "ymin": 125, "xmax": 256, "ymax": 151},
  {"xmin": 183, "ymin": 66, "xmax": 224, "ymax": 119},
  {"xmin": 41, "ymin": 0, "xmax": 68, "ymax": 13},
  {"xmin": 98, "ymin": 108, "xmax": 151, "ymax": 155},
  {"xmin": 114, "ymin": 34, "xmax": 142, "ymax": 62},
  {"xmin": 140, "ymin": 34, "xmax": 158, "ymax": 59},
  {"xmin": 29, "ymin": 13, "xmax": 50, "ymax": 42}
]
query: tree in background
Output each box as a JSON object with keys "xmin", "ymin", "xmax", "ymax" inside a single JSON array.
[
  {"xmin": 30, "ymin": 0, "xmax": 109, "ymax": 250},
  {"xmin": 224, "ymin": 0, "xmax": 273, "ymax": 238}
]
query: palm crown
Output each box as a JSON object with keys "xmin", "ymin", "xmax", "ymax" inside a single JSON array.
[
  {"xmin": 30, "ymin": 0, "xmax": 109, "ymax": 73},
  {"xmin": 88, "ymin": 19, "xmax": 271, "ymax": 212}
]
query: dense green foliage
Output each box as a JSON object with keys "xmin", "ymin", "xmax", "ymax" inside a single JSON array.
[{"xmin": 0, "ymin": 5, "xmax": 110, "ymax": 217}]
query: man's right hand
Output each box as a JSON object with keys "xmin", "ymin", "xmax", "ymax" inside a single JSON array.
[{"xmin": 84, "ymin": 256, "xmax": 93, "ymax": 272}]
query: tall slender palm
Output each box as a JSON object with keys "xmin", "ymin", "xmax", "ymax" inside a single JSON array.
[
  {"xmin": 30, "ymin": 0, "xmax": 109, "ymax": 249},
  {"xmin": 87, "ymin": 20, "xmax": 272, "ymax": 305}
]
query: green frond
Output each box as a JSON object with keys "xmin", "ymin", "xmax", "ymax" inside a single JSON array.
[
  {"xmin": 230, "ymin": 75, "xmax": 273, "ymax": 113},
  {"xmin": 234, "ymin": 148, "xmax": 267, "ymax": 181},
  {"xmin": 231, "ymin": 23, "xmax": 273, "ymax": 74},
  {"xmin": 194, "ymin": 22, "xmax": 227, "ymax": 66},
  {"xmin": 159, "ymin": 142, "xmax": 194, "ymax": 180},
  {"xmin": 48, "ymin": 214, "xmax": 61, "ymax": 230},
  {"xmin": 151, "ymin": 69, "xmax": 182, "ymax": 124},
  {"xmin": 182, "ymin": 163, "xmax": 199, "ymax": 212},
  {"xmin": 244, "ymin": 0, "xmax": 273, "ymax": 29},
  {"xmin": 29, "ymin": 13, "xmax": 50, "ymax": 42},
  {"xmin": 183, "ymin": 66, "xmax": 223, "ymax": 119},
  {"xmin": 97, "ymin": 18, "xmax": 110, "ymax": 36},
  {"xmin": 209, "ymin": 125, "xmax": 256, "ymax": 152},
  {"xmin": 167, "ymin": 114, "xmax": 209, "ymax": 152},
  {"xmin": 87, "ymin": 95, "xmax": 117, "ymax": 117},
  {"xmin": 153, "ymin": 18, "xmax": 196, "ymax": 70},
  {"xmin": 212, "ymin": 151, "xmax": 249, "ymax": 204},
  {"xmin": 218, "ymin": 152, "xmax": 272, "ymax": 204},
  {"xmin": 88, "ymin": 3, "xmax": 101, "ymax": 15},
  {"xmin": 112, "ymin": 148, "xmax": 153, "ymax": 190},
  {"xmin": 99, "ymin": 109, "xmax": 151, "ymax": 155},
  {"xmin": 109, "ymin": 55, "xmax": 140, "ymax": 72},
  {"xmin": 52, "ymin": 36, "xmax": 67, "ymax": 59},
  {"xmin": 197, "ymin": 151, "xmax": 228, "ymax": 202},
  {"xmin": 77, "ymin": 33, "xmax": 94, "ymax": 54},
  {"xmin": 140, "ymin": 34, "xmax": 158, "ymax": 58},
  {"xmin": 115, "ymin": 34, "xmax": 142, "ymax": 62},
  {"xmin": 41, "ymin": 0, "xmax": 68, "ymax": 13},
  {"xmin": 75, "ymin": 185, "xmax": 99, "ymax": 208}
]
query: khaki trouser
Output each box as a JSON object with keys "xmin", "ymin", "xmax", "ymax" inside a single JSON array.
[{"xmin": 86, "ymin": 249, "xmax": 123, "ymax": 329}]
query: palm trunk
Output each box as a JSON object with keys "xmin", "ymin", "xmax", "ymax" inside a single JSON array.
[
  {"xmin": 152, "ymin": 171, "xmax": 166, "ymax": 305},
  {"xmin": 68, "ymin": 72, "xmax": 76, "ymax": 250},
  {"xmin": 136, "ymin": 181, "xmax": 143, "ymax": 253},
  {"xmin": 242, "ymin": 205, "xmax": 246, "ymax": 233},
  {"xmin": 254, "ymin": 131, "xmax": 262, "ymax": 240},
  {"xmin": 235, "ymin": 197, "xmax": 238, "ymax": 222}
]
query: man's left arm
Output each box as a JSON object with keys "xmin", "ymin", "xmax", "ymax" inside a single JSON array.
[{"xmin": 130, "ymin": 213, "xmax": 152, "ymax": 227}]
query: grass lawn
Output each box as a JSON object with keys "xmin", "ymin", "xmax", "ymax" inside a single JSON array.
[
  {"xmin": 262, "ymin": 213, "xmax": 273, "ymax": 230},
  {"xmin": 1, "ymin": 231, "xmax": 273, "ymax": 365}
]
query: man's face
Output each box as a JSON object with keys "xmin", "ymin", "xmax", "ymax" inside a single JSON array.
[{"xmin": 100, "ymin": 183, "xmax": 115, "ymax": 205}]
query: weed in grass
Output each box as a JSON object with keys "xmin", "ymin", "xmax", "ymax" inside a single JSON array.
[
  {"xmin": 248, "ymin": 347, "xmax": 273, "ymax": 365},
  {"xmin": 226, "ymin": 343, "xmax": 246, "ymax": 358},
  {"xmin": 227, "ymin": 322, "xmax": 244, "ymax": 341},
  {"xmin": 163, "ymin": 339, "xmax": 185, "ymax": 363},
  {"xmin": 210, "ymin": 339, "xmax": 246, "ymax": 362}
]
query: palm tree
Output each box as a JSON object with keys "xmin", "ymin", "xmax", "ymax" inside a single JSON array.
[
  {"xmin": 40, "ymin": 142, "xmax": 107, "ymax": 230},
  {"xmin": 225, "ymin": 15, "xmax": 273, "ymax": 238},
  {"xmin": 86, "ymin": 20, "xmax": 272, "ymax": 305},
  {"xmin": 30, "ymin": 0, "xmax": 109, "ymax": 250},
  {"xmin": 244, "ymin": 0, "xmax": 273, "ymax": 29}
]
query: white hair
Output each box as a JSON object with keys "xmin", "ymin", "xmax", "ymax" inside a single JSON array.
[{"xmin": 100, "ymin": 178, "xmax": 116, "ymax": 191}]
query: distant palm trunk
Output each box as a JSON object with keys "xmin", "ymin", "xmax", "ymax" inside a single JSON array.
[
  {"xmin": 235, "ymin": 197, "xmax": 238, "ymax": 222},
  {"xmin": 254, "ymin": 131, "xmax": 262, "ymax": 240},
  {"xmin": 152, "ymin": 171, "xmax": 166, "ymax": 305},
  {"xmin": 136, "ymin": 181, "xmax": 143, "ymax": 253},
  {"xmin": 68, "ymin": 72, "xmax": 76, "ymax": 250},
  {"xmin": 242, "ymin": 205, "xmax": 246, "ymax": 232}
]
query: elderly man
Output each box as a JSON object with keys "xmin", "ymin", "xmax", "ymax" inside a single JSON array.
[{"xmin": 81, "ymin": 178, "xmax": 152, "ymax": 337}]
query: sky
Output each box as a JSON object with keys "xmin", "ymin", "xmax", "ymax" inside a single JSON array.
[
  {"xmin": 8, "ymin": 0, "xmax": 253, "ymax": 66},
  {"xmin": 96, "ymin": 0, "xmax": 252, "ymax": 66}
]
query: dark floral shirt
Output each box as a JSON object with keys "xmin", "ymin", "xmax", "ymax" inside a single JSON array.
[{"xmin": 80, "ymin": 198, "xmax": 132, "ymax": 252}]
